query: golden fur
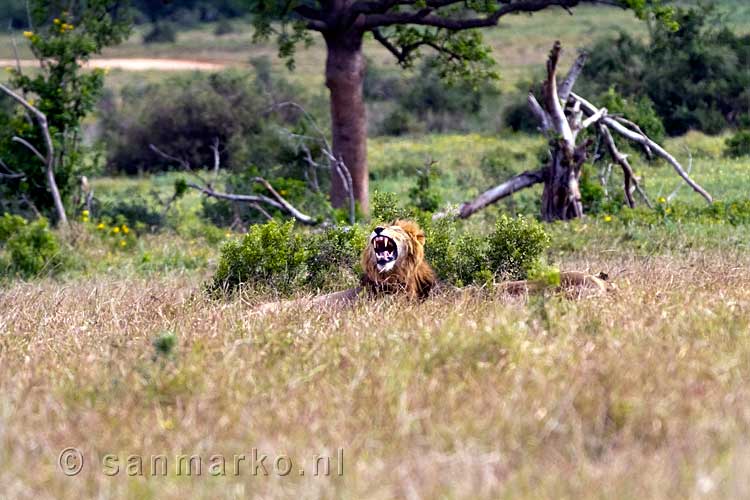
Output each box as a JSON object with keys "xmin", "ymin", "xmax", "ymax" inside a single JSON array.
[{"xmin": 360, "ymin": 220, "xmax": 437, "ymax": 299}]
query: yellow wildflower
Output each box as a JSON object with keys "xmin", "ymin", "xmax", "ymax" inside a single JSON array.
[
  {"xmin": 658, "ymin": 196, "xmax": 667, "ymax": 204},
  {"xmin": 665, "ymin": 207, "xmax": 672, "ymax": 215},
  {"xmin": 53, "ymin": 18, "xmax": 61, "ymax": 24},
  {"xmin": 23, "ymin": 31, "xmax": 33, "ymax": 38},
  {"xmin": 122, "ymin": 225, "xmax": 129, "ymax": 234},
  {"xmin": 119, "ymin": 240, "xmax": 127, "ymax": 248},
  {"xmin": 603, "ymin": 215, "xmax": 612, "ymax": 222},
  {"xmin": 225, "ymin": 232, "xmax": 231, "ymax": 238},
  {"xmin": 82, "ymin": 216, "xmax": 89, "ymax": 223},
  {"xmin": 82, "ymin": 209, "xmax": 89, "ymax": 217},
  {"xmin": 112, "ymin": 227, "xmax": 120, "ymax": 234},
  {"xmin": 97, "ymin": 223, "xmax": 105, "ymax": 230}
]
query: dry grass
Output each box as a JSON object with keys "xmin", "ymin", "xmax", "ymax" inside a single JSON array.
[{"xmin": 2, "ymin": 249, "xmax": 750, "ymax": 498}]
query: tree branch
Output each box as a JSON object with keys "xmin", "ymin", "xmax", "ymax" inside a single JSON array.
[
  {"xmin": 558, "ymin": 50, "xmax": 587, "ymax": 102},
  {"xmin": 571, "ymin": 92, "xmax": 713, "ymax": 204},
  {"xmin": 459, "ymin": 169, "xmax": 546, "ymax": 219}
]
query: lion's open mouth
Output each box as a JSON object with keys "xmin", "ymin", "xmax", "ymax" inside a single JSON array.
[{"xmin": 372, "ymin": 235, "xmax": 398, "ymax": 272}]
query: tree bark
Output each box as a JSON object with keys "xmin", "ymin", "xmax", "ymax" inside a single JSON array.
[
  {"xmin": 540, "ymin": 144, "xmax": 587, "ymax": 221},
  {"xmin": 324, "ymin": 30, "xmax": 369, "ymax": 215}
]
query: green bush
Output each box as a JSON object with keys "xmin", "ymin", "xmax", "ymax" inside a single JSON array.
[
  {"xmin": 0, "ymin": 214, "xmax": 65, "ymax": 278},
  {"xmin": 208, "ymin": 220, "xmax": 365, "ymax": 296},
  {"xmin": 210, "ymin": 220, "xmax": 307, "ymax": 295},
  {"xmin": 103, "ymin": 68, "xmax": 315, "ymax": 177},
  {"xmin": 371, "ymin": 191, "xmax": 412, "ymax": 223},
  {"xmin": 725, "ymin": 130, "xmax": 750, "ymax": 158},
  {"xmin": 600, "ymin": 87, "xmax": 665, "ymax": 144},
  {"xmin": 422, "ymin": 217, "xmax": 490, "ymax": 288},
  {"xmin": 143, "ymin": 22, "xmax": 176, "ymax": 43},
  {"xmin": 209, "ymin": 212, "xmax": 551, "ymax": 297},
  {"xmin": 580, "ymin": 7, "xmax": 750, "ymax": 135},
  {"xmin": 487, "ymin": 215, "xmax": 551, "ymax": 281}
]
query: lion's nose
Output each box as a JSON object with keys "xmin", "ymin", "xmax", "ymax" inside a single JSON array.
[{"xmin": 374, "ymin": 227, "xmax": 384, "ymax": 235}]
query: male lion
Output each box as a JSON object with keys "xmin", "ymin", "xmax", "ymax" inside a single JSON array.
[
  {"xmin": 254, "ymin": 220, "xmax": 437, "ymax": 314},
  {"xmin": 254, "ymin": 219, "xmax": 612, "ymax": 314}
]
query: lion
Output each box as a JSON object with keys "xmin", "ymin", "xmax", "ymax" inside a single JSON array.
[
  {"xmin": 254, "ymin": 220, "xmax": 437, "ymax": 314},
  {"xmin": 254, "ymin": 219, "xmax": 612, "ymax": 314}
]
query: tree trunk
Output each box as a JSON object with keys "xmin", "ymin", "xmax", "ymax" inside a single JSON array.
[
  {"xmin": 324, "ymin": 31, "xmax": 369, "ymax": 215},
  {"xmin": 540, "ymin": 144, "xmax": 585, "ymax": 221}
]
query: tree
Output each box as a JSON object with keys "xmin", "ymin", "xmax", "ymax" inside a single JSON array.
[
  {"xmin": 247, "ymin": 0, "xmax": 672, "ymax": 215},
  {"xmin": 458, "ymin": 42, "xmax": 711, "ymax": 222},
  {"xmin": 0, "ymin": 0, "xmax": 131, "ymax": 224}
]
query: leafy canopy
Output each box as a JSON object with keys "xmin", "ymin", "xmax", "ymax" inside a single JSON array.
[{"xmin": 245, "ymin": 0, "xmax": 675, "ymax": 82}]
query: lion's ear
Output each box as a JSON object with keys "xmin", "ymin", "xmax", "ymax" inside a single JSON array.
[{"xmin": 415, "ymin": 231, "xmax": 425, "ymax": 245}]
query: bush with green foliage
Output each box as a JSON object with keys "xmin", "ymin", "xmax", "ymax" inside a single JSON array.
[
  {"xmin": 0, "ymin": 0, "xmax": 130, "ymax": 222},
  {"xmin": 725, "ymin": 130, "xmax": 750, "ymax": 158},
  {"xmin": 0, "ymin": 213, "xmax": 65, "ymax": 278},
  {"xmin": 367, "ymin": 58, "xmax": 503, "ymax": 136},
  {"xmin": 143, "ymin": 22, "xmax": 176, "ymax": 43},
  {"xmin": 208, "ymin": 220, "xmax": 366, "ymax": 296},
  {"xmin": 210, "ymin": 195, "xmax": 552, "ymax": 296},
  {"xmin": 581, "ymin": 6, "xmax": 750, "ymax": 135},
  {"xmin": 487, "ymin": 215, "xmax": 551, "ymax": 281}
]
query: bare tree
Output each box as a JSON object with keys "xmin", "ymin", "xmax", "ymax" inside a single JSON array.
[{"xmin": 459, "ymin": 42, "xmax": 712, "ymax": 221}]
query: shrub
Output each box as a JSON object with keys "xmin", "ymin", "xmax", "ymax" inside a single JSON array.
[
  {"xmin": 599, "ymin": 87, "xmax": 665, "ymax": 144},
  {"xmin": 580, "ymin": 7, "xmax": 750, "ymax": 135},
  {"xmin": 422, "ymin": 217, "xmax": 490, "ymax": 288},
  {"xmin": 487, "ymin": 215, "xmax": 550, "ymax": 281},
  {"xmin": 210, "ymin": 220, "xmax": 307, "ymax": 295},
  {"xmin": 103, "ymin": 68, "xmax": 315, "ymax": 177},
  {"xmin": 0, "ymin": 214, "xmax": 65, "ymax": 278},
  {"xmin": 143, "ymin": 22, "xmax": 176, "ymax": 43},
  {"xmin": 208, "ymin": 220, "xmax": 365, "ymax": 296},
  {"xmin": 725, "ymin": 130, "xmax": 750, "ymax": 158},
  {"xmin": 371, "ymin": 191, "xmax": 412, "ymax": 223},
  {"xmin": 408, "ymin": 163, "xmax": 442, "ymax": 213}
]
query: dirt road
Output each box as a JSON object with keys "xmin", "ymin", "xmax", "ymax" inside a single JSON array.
[{"xmin": 0, "ymin": 58, "xmax": 227, "ymax": 71}]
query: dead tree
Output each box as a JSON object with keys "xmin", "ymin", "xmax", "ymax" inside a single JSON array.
[{"xmin": 459, "ymin": 41, "xmax": 712, "ymax": 221}]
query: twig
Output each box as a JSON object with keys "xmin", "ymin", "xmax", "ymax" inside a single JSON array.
[
  {"xmin": 667, "ymin": 147, "xmax": 693, "ymax": 202},
  {"xmin": 185, "ymin": 182, "xmax": 316, "ymax": 225}
]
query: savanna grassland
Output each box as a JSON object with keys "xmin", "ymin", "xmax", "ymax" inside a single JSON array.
[
  {"xmin": 3, "ymin": 132, "xmax": 750, "ymax": 498},
  {"xmin": 2, "ymin": 2, "xmax": 750, "ymax": 499}
]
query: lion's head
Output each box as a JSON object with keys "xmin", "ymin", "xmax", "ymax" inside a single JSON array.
[{"xmin": 361, "ymin": 220, "xmax": 437, "ymax": 299}]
